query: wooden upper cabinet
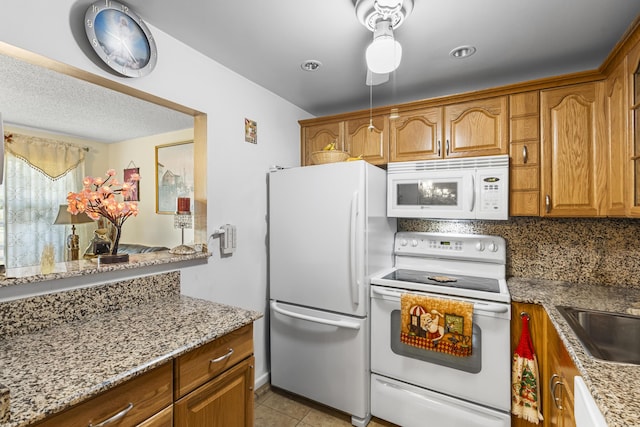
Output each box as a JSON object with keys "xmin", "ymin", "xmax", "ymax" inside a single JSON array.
[
  {"xmin": 604, "ymin": 59, "xmax": 629, "ymax": 217},
  {"xmin": 389, "ymin": 107, "xmax": 442, "ymax": 162},
  {"xmin": 509, "ymin": 91, "xmax": 540, "ymax": 216},
  {"xmin": 540, "ymin": 82, "xmax": 606, "ymax": 217},
  {"xmin": 627, "ymin": 37, "xmax": 640, "ymax": 217},
  {"xmin": 301, "ymin": 121, "xmax": 343, "ymax": 166},
  {"xmin": 443, "ymin": 96, "xmax": 509, "ymax": 158},
  {"xmin": 345, "ymin": 115, "xmax": 389, "ymax": 165}
]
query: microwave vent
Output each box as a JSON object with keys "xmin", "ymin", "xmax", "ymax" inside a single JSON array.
[{"xmin": 387, "ymin": 154, "xmax": 509, "ymax": 174}]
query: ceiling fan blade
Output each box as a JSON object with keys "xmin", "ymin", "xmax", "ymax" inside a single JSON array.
[{"xmin": 366, "ymin": 69, "xmax": 389, "ymax": 86}]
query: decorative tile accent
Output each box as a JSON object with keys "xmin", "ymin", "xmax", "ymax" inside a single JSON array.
[
  {"xmin": 0, "ymin": 271, "xmax": 180, "ymax": 338},
  {"xmin": 400, "ymin": 217, "xmax": 640, "ymax": 288}
]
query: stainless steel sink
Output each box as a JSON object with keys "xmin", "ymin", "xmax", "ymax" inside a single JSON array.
[{"xmin": 556, "ymin": 306, "xmax": 640, "ymax": 365}]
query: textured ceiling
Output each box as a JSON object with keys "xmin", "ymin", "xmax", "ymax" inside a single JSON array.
[{"xmin": 0, "ymin": 53, "xmax": 193, "ymax": 143}]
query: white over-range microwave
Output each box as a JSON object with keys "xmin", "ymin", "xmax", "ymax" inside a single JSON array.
[{"xmin": 387, "ymin": 154, "xmax": 509, "ymax": 220}]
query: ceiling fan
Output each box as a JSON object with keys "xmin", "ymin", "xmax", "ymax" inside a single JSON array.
[{"xmin": 355, "ymin": 0, "xmax": 414, "ymax": 86}]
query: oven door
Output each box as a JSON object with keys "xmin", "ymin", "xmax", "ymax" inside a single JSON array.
[{"xmin": 370, "ymin": 285, "xmax": 511, "ymax": 412}]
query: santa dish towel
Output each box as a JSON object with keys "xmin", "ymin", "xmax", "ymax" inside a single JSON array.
[{"xmin": 511, "ymin": 313, "xmax": 544, "ymax": 424}]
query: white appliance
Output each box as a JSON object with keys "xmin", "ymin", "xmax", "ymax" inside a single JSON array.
[
  {"xmin": 387, "ymin": 154, "xmax": 509, "ymax": 220},
  {"xmin": 268, "ymin": 161, "xmax": 396, "ymax": 427},
  {"xmin": 574, "ymin": 376, "xmax": 608, "ymax": 427},
  {"xmin": 370, "ymin": 232, "xmax": 512, "ymax": 427}
]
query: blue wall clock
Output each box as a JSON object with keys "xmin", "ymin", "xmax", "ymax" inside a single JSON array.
[{"xmin": 85, "ymin": 0, "xmax": 157, "ymax": 77}]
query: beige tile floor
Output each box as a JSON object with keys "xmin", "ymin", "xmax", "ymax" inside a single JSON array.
[{"xmin": 254, "ymin": 386, "xmax": 399, "ymax": 427}]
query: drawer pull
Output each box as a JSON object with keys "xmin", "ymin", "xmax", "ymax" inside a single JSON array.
[
  {"xmin": 88, "ymin": 402, "xmax": 133, "ymax": 427},
  {"xmin": 210, "ymin": 348, "xmax": 234, "ymax": 364}
]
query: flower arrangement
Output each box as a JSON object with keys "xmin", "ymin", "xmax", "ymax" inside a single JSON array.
[{"xmin": 66, "ymin": 169, "xmax": 140, "ymax": 255}]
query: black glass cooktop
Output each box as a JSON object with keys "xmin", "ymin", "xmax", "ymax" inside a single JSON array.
[{"xmin": 381, "ymin": 269, "xmax": 500, "ymax": 293}]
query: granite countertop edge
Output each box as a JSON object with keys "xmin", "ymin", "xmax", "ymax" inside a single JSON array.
[
  {"xmin": 0, "ymin": 295, "xmax": 263, "ymax": 427},
  {"xmin": 508, "ymin": 277, "xmax": 640, "ymax": 427}
]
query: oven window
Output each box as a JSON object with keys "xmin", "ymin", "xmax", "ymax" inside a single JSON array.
[
  {"xmin": 397, "ymin": 181, "xmax": 458, "ymax": 206},
  {"xmin": 390, "ymin": 310, "xmax": 481, "ymax": 373}
]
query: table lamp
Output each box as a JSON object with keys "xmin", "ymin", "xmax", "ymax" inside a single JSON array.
[
  {"xmin": 53, "ymin": 205, "xmax": 94, "ymax": 261},
  {"xmin": 170, "ymin": 197, "xmax": 196, "ymax": 255}
]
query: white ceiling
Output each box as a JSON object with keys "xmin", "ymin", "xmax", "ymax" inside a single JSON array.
[
  {"xmin": 124, "ymin": 0, "xmax": 640, "ymax": 116},
  {"xmin": 2, "ymin": 1, "xmax": 640, "ymax": 143}
]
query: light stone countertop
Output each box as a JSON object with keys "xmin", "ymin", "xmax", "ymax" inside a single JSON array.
[
  {"xmin": 0, "ymin": 250, "xmax": 210, "ymax": 289},
  {"xmin": 0, "ymin": 294, "xmax": 262, "ymax": 427},
  {"xmin": 508, "ymin": 277, "xmax": 640, "ymax": 427}
]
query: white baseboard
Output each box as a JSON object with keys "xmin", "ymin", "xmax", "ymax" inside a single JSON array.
[{"xmin": 255, "ymin": 371, "xmax": 270, "ymax": 391}]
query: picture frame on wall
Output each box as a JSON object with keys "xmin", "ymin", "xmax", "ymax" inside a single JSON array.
[
  {"xmin": 155, "ymin": 141, "xmax": 194, "ymax": 214},
  {"xmin": 123, "ymin": 167, "xmax": 140, "ymax": 201}
]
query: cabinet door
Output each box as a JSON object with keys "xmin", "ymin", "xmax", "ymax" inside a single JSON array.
[
  {"xmin": 389, "ymin": 107, "xmax": 442, "ymax": 161},
  {"xmin": 510, "ymin": 303, "xmax": 547, "ymax": 427},
  {"xmin": 627, "ymin": 38, "xmax": 640, "ymax": 216},
  {"xmin": 345, "ymin": 115, "xmax": 389, "ymax": 165},
  {"xmin": 509, "ymin": 92, "xmax": 540, "ymax": 216},
  {"xmin": 540, "ymin": 82, "xmax": 606, "ymax": 216},
  {"xmin": 604, "ymin": 59, "xmax": 629, "ymax": 216},
  {"xmin": 547, "ymin": 317, "xmax": 579, "ymax": 427},
  {"xmin": 301, "ymin": 121, "xmax": 343, "ymax": 165},
  {"xmin": 175, "ymin": 356, "xmax": 255, "ymax": 427},
  {"xmin": 444, "ymin": 97, "xmax": 509, "ymax": 158}
]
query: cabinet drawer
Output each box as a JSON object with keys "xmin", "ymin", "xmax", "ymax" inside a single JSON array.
[
  {"xmin": 35, "ymin": 362, "xmax": 173, "ymax": 427},
  {"xmin": 175, "ymin": 324, "xmax": 253, "ymax": 398}
]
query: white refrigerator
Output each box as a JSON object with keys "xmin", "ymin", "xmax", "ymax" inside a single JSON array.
[{"xmin": 268, "ymin": 161, "xmax": 396, "ymax": 427}]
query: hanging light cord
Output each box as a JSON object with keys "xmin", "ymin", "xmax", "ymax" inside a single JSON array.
[{"xmin": 368, "ymin": 75, "xmax": 374, "ymax": 131}]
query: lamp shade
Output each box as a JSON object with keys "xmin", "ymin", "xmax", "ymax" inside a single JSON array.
[
  {"xmin": 53, "ymin": 205, "xmax": 94, "ymax": 225},
  {"xmin": 366, "ymin": 20, "xmax": 402, "ymax": 74}
]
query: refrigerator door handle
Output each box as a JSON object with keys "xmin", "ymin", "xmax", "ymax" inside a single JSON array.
[
  {"xmin": 270, "ymin": 301, "xmax": 361, "ymax": 330},
  {"xmin": 349, "ymin": 191, "xmax": 360, "ymax": 306}
]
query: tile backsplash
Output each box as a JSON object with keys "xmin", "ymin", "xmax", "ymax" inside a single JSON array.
[{"xmin": 399, "ymin": 217, "xmax": 640, "ymax": 288}]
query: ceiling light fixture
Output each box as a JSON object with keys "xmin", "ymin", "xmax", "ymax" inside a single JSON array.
[
  {"xmin": 450, "ymin": 46, "xmax": 477, "ymax": 59},
  {"xmin": 300, "ymin": 60, "xmax": 322, "ymax": 72},
  {"xmin": 356, "ymin": 0, "xmax": 413, "ymax": 75},
  {"xmin": 366, "ymin": 20, "xmax": 402, "ymax": 74}
]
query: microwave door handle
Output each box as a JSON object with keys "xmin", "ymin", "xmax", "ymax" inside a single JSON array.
[
  {"xmin": 349, "ymin": 191, "xmax": 360, "ymax": 306},
  {"xmin": 469, "ymin": 175, "xmax": 476, "ymax": 212}
]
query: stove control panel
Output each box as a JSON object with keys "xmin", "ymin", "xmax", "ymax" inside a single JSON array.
[{"xmin": 394, "ymin": 232, "xmax": 506, "ymax": 263}]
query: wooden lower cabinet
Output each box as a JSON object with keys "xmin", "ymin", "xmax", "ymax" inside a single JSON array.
[
  {"xmin": 174, "ymin": 356, "xmax": 255, "ymax": 427},
  {"xmin": 32, "ymin": 324, "xmax": 255, "ymax": 427},
  {"xmin": 511, "ymin": 302, "xmax": 578, "ymax": 427}
]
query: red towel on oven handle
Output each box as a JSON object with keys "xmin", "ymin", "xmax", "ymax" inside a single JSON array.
[{"xmin": 511, "ymin": 314, "xmax": 544, "ymax": 424}]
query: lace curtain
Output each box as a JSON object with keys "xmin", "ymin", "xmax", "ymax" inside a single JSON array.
[{"xmin": 4, "ymin": 134, "xmax": 88, "ymax": 269}]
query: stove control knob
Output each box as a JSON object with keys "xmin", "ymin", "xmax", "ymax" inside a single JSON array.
[
  {"xmin": 475, "ymin": 241, "xmax": 485, "ymax": 251},
  {"xmin": 411, "ymin": 239, "xmax": 419, "ymax": 247},
  {"xmin": 399, "ymin": 239, "xmax": 408, "ymax": 247},
  {"xmin": 488, "ymin": 241, "xmax": 499, "ymax": 252}
]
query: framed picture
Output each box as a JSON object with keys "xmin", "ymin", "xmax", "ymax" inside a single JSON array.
[
  {"xmin": 155, "ymin": 141, "xmax": 194, "ymax": 214},
  {"xmin": 245, "ymin": 118, "xmax": 257, "ymax": 144},
  {"xmin": 123, "ymin": 167, "xmax": 140, "ymax": 201}
]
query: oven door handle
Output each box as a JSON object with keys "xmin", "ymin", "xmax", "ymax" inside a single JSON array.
[
  {"xmin": 371, "ymin": 287, "xmax": 509, "ymax": 313},
  {"xmin": 271, "ymin": 301, "xmax": 361, "ymax": 330}
]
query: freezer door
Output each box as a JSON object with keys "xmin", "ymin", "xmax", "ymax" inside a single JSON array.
[
  {"xmin": 270, "ymin": 301, "xmax": 369, "ymax": 420},
  {"xmin": 269, "ymin": 162, "xmax": 368, "ymax": 316}
]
